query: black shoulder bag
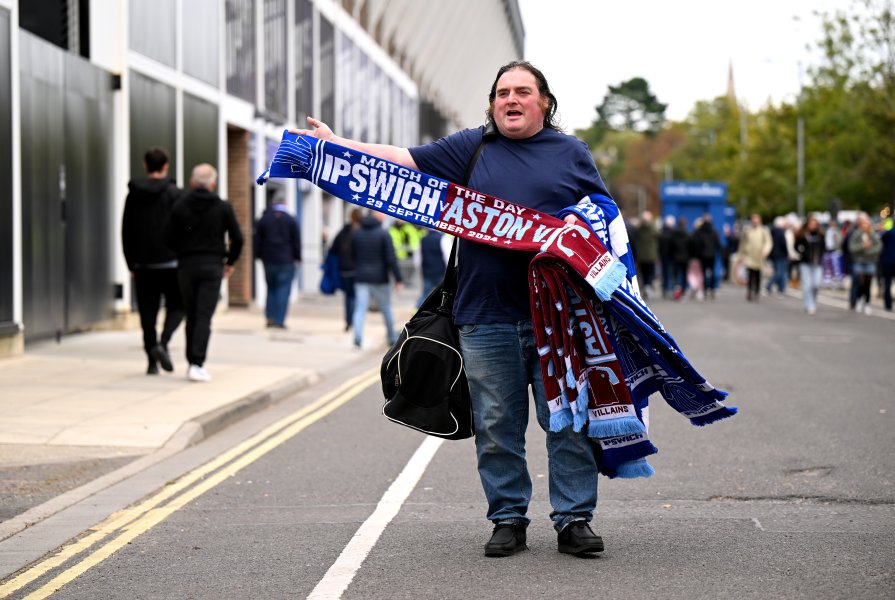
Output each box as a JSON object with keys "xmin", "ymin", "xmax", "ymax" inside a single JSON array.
[{"xmin": 379, "ymin": 128, "xmax": 493, "ymax": 440}]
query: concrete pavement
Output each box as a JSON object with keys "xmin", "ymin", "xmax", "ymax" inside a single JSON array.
[{"xmin": 0, "ymin": 289, "xmax": 417, "ymax": 541}]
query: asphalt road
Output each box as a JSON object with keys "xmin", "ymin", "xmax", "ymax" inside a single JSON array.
[{"xmin": 2, "ymin": 287, "xmax": 893, "ymax": 599}]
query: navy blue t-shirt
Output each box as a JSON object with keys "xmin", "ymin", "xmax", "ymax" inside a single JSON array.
[{"xmin": 409, "ymin": 126, "xmax": 610, "ymax": 324}]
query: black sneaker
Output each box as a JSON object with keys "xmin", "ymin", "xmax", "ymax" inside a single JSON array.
[
  {"xmin": 557, "ymin": 521, "xmax": 604, "ymax": 555},
  {"xmin": 149, "ymin": 344, "xmax": 173, "ymax": 372},
  {"xmin": 146, "ymin": 362, "xmax": 159, "ymax": 375},
  {"xmin": 484, "ymin": 523, "xmax": 527, "ymax": 557}
]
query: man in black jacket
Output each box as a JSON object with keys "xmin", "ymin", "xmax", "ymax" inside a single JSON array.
[
  {"xmin": 122, "ymin": 147, "xmax": 183, "ymax": 375},
  {"xmin": 351, "ymin": 210, "xmax": 403, "ymax": 350},
  {"xmin": 164, "ymin": 164, "xmax": 244, "ymax": 382}
]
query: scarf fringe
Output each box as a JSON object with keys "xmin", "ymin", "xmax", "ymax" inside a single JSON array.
[
  {"xmin": 550, "ymin": 409, "xmax": 574, "ymax": 432},
  {"xmin": 572, "ymin": 409, "xmax": 588, "ymax": 432},
  {"xmin": 592, "ymin": 261, "xmax": 628, "ymax": 301},
  {"xmin": 615, "ymin": 458, "xmax": 655, "ymax": 479},
  {"xmin": 587, "ymin": 416, "xmax": 645, "ymax": 439},
  {"xmin": 690, "ymin": 405, "xmax": 738, "ymax": 427}
]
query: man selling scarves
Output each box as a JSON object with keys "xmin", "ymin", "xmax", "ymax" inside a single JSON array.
[{"xmin": 292, "ymin": 61, "xmax": 612, "ymax": 558}]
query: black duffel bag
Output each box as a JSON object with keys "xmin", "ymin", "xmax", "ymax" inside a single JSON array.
[{"xmin": 380, "ymin": 239, "xmax": 473, "ymax": 440}]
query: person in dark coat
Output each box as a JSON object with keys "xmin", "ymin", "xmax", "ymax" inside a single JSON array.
[
  {"xmin": 254, "ymin": 193, "xmax": 301, "ymax": 329},
  {"xmin": 164, "ymin": 164, "xmax": 243, "ymax": 382},
  {"xmin": 329, "ymin": 207, "xmax": 363, "ymax": 331},
  {"xmin": 350, "ymin": 210, "xmax": 403, "ymax": 349},
  {"xmin": 121, "ymin": 147, "xmax": 183, "ymax": 375},
  {"xmin": 669, "ymin": 217, "xmax": 691, "ymax": 300},
  {"xmin": 658, "ymin": 215, "xmax": 677, "ymax": 298},
  {"xmin": 416, "ymin": 229, "xmax": 449, "ymax": 306},
  {"xmin": 880, "ymin": 224, "xmax": 895, "ymax": 311},
  {"xmin": 765, "ymin": 217, "xmax": 789, "ymax": 294},
  {"xmin": 692, "ymin": 214, "xmax": 722, "ymax": 299}
]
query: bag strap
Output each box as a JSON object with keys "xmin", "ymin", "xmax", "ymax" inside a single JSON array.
[{"xmin": 438, "ymin": 125, "xmax": 494, "ymax": 313}]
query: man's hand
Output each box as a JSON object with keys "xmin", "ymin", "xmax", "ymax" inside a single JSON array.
[
  {"xmin": 289, "ymin": 116, "xmax": 334, "ymax": 141},
  {"xmin": 394, "ymin": 282, "xmax": 404, "ymax": 293},
  {"xmin": 563, "ymin": 213, "xmax": 584, "ymax": 228},
  {"xmin": 223, "ymin": 265, "xmax": 235, "ymax": 278}
]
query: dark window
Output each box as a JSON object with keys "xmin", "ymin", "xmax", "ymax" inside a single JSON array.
[
  {"xmin": 129, "ymin": 72, "xmax": 177, "ymax": 181},
  {"xmin": 184, "ymin": 93, "xmax": 219, "ymax": 176},
  {"xmin": 19, "ymin": 0, "xmax": 90, "ymax": 57}
]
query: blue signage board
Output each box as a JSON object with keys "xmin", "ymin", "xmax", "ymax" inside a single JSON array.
[{"xmin": 660, "ymin": 181, "xmax": 732, "ymax": 233}]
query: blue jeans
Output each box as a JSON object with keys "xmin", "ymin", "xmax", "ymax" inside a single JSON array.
[
  {"xmin": 263, "ymin": 262, "xmax": 295, "ymax": 326},
  {"xmin": 353, "ymin": 282, "xmax": 397, "ymax": 346},
  {"xmin": 341, "ymin": 275, "xmax": 356, "ymax": 329},
  {"xmin": 799, "ymin": 263, "xmax": 821, "ymax": 311},
  {"xmin": 459, "ymin": 320, "xmax": 598, "ymax": 530},
  {"xmin": 767, "ymin": 258, "xmax": 788, "ymax": 293}
]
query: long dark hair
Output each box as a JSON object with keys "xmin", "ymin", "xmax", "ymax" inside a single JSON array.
[{"xmin": 486, "ymin": 60, "xmax": 560, "ymax": 131}]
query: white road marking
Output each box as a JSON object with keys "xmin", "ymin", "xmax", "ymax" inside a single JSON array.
[{"xmin": 308, "ymin": 436, "xmax": 444, "ymax": 600}]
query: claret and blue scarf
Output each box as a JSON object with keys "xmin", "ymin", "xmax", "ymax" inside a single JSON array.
[{"xmin": 258, "ymin": 131, "xmax": 736, "ymax": 478}]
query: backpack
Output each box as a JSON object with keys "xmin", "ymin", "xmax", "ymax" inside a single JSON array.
[{"xmin": 380, "ymin": 264, "xmax": 473, "ymax": 440}]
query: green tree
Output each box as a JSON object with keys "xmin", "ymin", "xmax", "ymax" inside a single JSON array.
[
  {"xmin": 803, "ymin": 0, "xmax": 895, "ymax": 213},
  {"xmin": 595, "ymin": 77, "xmax": 668, "ymax": 136}
]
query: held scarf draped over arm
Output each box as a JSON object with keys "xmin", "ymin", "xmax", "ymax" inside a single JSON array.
[{"xmin": 258, "ymin": 131, "xmax": 736, "ymax": 477}]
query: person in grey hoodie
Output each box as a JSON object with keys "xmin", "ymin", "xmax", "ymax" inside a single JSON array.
[
  {"xmin": 165, "ymin": 164, "xmax": 243, "ymax": 382},
  {"xmin": 121, "ymin": 147, "xmax": 183, "ymax": 375}
]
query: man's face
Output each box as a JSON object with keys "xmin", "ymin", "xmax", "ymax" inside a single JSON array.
[{"xmin": 491, "ymin": 68, "xmax": 546, "ymax": 140}]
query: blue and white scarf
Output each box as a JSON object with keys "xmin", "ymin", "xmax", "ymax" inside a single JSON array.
[{"xmin": 258, "ymin": 131, "xmax": 736, "ymax": 478}]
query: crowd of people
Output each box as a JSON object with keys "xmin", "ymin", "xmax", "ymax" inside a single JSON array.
[{"xmin": 626, "ymin": 209, "xmax": 894, "ymax": 315}]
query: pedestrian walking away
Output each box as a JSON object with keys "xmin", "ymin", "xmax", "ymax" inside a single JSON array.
[
  {"xmin": 766, "ymin": 216, "xmax": 789, "ymax": 295},
  {"xmin": 294, "ymin": 60, "xmax": 611, "ymax": 558},
  {"xmin": 794, "ymin": 215, "xmax": 824, "ymax": 315},
  {"xmin": 254, "ymin": 191, "xmax": 301, "ymax": 329},
  {"xmin": 330, "ymin": 207, "xmax": 363, "ymax": 331},
  {"xmin": 847, "ymin": 213, "xmax": 882, "ymax": 315},
  {"xmin": 121, "ymin": 147, "xmax": 183, "ymax": 375},
  {"xmin": 164, "ymin": 163, "xmax": 244, "ymax": 382},
  {"xmin": 350, "ymin": 210, "xmax": 404, "ymax": 350},
  {"xmin": 880, "ymin": 223, "xmax": 895, "ymax": 311},
  {"xmin": 632, "ymin": 210, "xmax": 658, "ymax": 299},
  {"xmin": 691, "ymin": 213, "xmax": 722, "ymax": 300},
  {"xmin": 740, "ymin": 213, "xmax": 772, "ymax": 301}
]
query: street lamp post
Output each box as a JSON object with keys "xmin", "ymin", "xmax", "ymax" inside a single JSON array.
[{"xmin": 797, "ymin": 61, "xmax": 805, "ymax": 219}]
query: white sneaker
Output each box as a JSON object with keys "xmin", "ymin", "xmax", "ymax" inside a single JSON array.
[
  {"xmin": 855, "ymin": 300, "xmax": 865, "ymax": 314},
  {"xmin": 188, "ymin": 364, "xmax": 212, "ymax": 382},
  {"xmin": 807, "ymin": 307, "xmax": 816, "ymax": 315},
  {"xmin": 863, "ymin": 304, "xmax": 872, "ymax": 315}
]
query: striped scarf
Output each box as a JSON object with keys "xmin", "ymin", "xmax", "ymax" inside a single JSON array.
[{"xmin": 258, "ymin": 132, "xmax": 736, "ymax": 477}]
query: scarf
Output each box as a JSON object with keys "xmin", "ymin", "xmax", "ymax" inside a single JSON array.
[
  {"xmin": 258, "ymin": 131, "xmax": 736, "ymax": 477},
  {"xmin": 257, "ymin": 132, "xmax": 628, "ymax": 300}
]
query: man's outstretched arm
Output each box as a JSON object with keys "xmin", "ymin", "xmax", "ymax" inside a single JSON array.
[{"xmin": 290, "ymin": 116, "xmax": 418, "ymax": 170}]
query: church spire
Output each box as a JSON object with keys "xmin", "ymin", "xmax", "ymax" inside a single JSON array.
[{"xmin": 726, "ymin": 60, "xmax": 737, "ymax": 103}]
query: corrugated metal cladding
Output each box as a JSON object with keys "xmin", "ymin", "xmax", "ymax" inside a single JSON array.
[
  {"xmin": 339, "ymin": 0, "xmax": 524, "ymax": 129},
  {"xmin": 20, "ymin": 32, "xmax": 115, "ymax": 341},
  {"xmin": 0, "ymin": 9, "xmax": 11, "ymax": 330}
]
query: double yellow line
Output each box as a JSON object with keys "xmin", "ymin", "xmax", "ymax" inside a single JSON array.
[{"xmin": 1, "ymin": 369, "xmax": 379, "ymax": 599}]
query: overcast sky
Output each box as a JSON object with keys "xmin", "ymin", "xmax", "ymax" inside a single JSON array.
[{"xmin": 517, "ymin": 0, "xmax": 858, "ymax": 130}]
